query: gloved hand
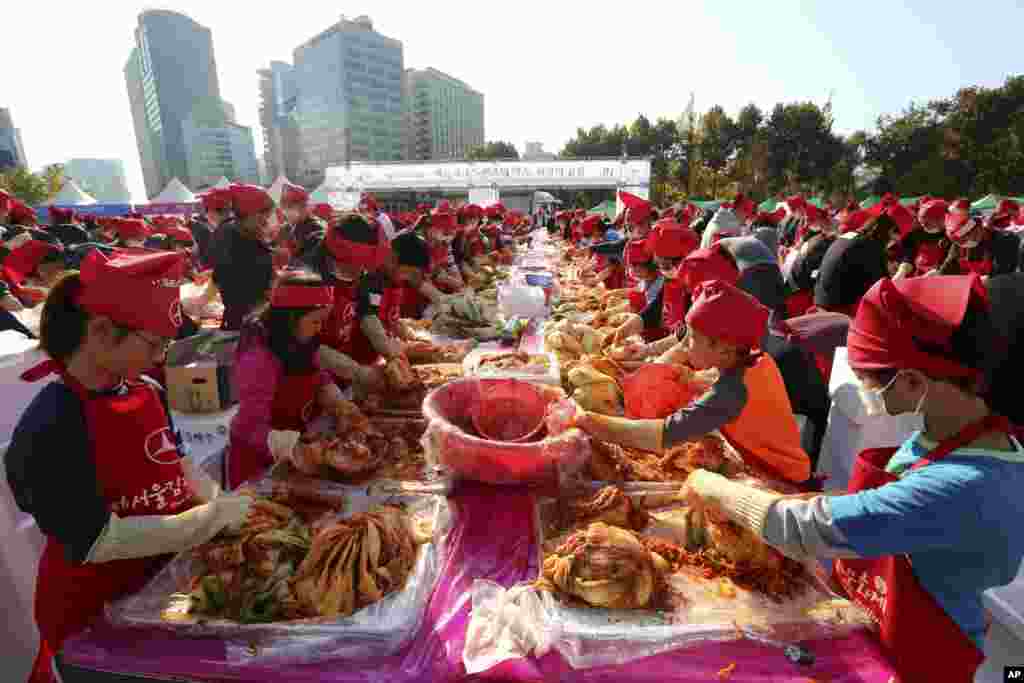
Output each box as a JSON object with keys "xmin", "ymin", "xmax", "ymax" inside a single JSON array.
[
  {"xmin": 180, "ymin": 456, "xmax": 221, "ymax": 503},
  {"xmin": 86, "ymin": 494, "xmax": 253, "ymax": 564},
  {"xmin": 574, "ymin": 412, "xmax": 665, "ymax": 453},
  {"xmin": 680, "ymin": 470, "xmax": 782, "ymax": 536},
  {"xmin": 269, "ymin": 430, "xmax": 324, "ymax": 475},
  {"xmin": 6, "ymin": 232, "xmax": 33, "ymax": 251},
  {"xmin": 353, "ymin": 363, "xmax": 387, "ymax": 392},
  {"xmin": 268, "ymin": 430, "xmax": 301, "ymax": 465},
  {"xmin": 612, "ymin": 314, "xmax": 643, "ymax": 344}
]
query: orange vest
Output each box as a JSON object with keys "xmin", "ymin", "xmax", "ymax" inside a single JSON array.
[{"xmin": 720, "ymin": 354, "xmax": 811, "ymax": 483}]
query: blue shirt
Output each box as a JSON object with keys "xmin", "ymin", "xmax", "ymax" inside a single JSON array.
[{"xmin": 829, "ymin": 433, "xmax": 1024, "ymax": 648}]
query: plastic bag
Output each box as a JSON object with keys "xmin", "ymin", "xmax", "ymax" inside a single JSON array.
[
  {"xmin": 421, "ymin": 378, "xmax": 592, "ymax": 485},
  {"xmin": 463, "ymin": 580, "xmax": 558, "ymax": 675},
  {"xmin": 533, "ymin": 487, "xmax": 873, "ymax": 669},
  {"xmin": 106, "ymin": 478, "xmax": 452, "ymax": 666},
  {"xmin": 622, "ymin": 364, "xmax": 705, "ymax": 419},
  {"xmin": 499, "ymin": 284, "xmax": 547, "ymax": 320}
]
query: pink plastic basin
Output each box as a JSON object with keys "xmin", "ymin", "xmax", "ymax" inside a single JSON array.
[
  {"xmin": 422, "ymin": 378, "xmax": 590, "ymax": 484},
  {"xmin": 471, "ymin": 380, "xmax": 548, "ymax": 442}
]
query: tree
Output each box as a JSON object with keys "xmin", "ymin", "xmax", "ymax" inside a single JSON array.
[
  {"xmin": 467, "ymin": 141, "xmax": 520, "ymax": 160},
  {"xmin": 42, "ymin": 164, "xmax": 65, "ymax": 198},
  {"xmin": 0, "ymin": 166, "xmax": 49, "ymax": 205},
  {"xmin": 698, "ymin": 105, "xmax": 737, "ymax": 197}
]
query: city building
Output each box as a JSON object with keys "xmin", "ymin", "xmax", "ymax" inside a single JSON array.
[
  {"xmin": 523, "ymin": 142, "xmax": 556, "ymax": 161},
  {"xmin": 258, "ymin": 61, "xmax": 300, "ymax": 181},
  {"xmin": 181, "ymin": 97, "xmax": 260, "ymax": 190},
  {"xmin": 64, "ymin": 159, "xmax": 132, "ymax": 202},
  {"xmin": 403, "ymin": 68, "xmax": 484, "ymax": 161},
  {"xmin": 0, "ymin": 107, "xmax": 28, "ymax": 170},
  {"xmin": 124, "ymin": 10, "xmax": 223, "ymax": 198},
  {"xmin": 290, "ymin": 15, "xmax": 405, "ymax": 187}
]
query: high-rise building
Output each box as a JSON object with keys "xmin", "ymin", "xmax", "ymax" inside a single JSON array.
[
  {"xmin": 124, "ymin": 10, "xmax": 222, "ymax": 198},
  {"xmin": 181, "ymin": 97, "xmax": 260, "ymax": 190},
  {"xmin": 258, "ymin": 61, "xmax": 300, "ymax": 181},
  {"xmin": 290, "ymin": 15, "xmax": 404, "ymax": 187},
  {"xmin": 403, "ymin": 68, "xmax": 484, "ymax": 161},
  {"xmin": 64, "ymin": 159, "xmax": 131, "ymax": 202},
  {"xmin": 0, "ymin": 107, "xmax": 28, "ymax": 170}
]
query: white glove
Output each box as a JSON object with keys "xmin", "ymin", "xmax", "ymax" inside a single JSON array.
[
  {"xmin": 6, "ymin": 232, "xmax": 33, "ymax": 251},
  {"xmin": 86, "ymin": 495, "xmax": 253, "ymax": 564},
  {"xmin": 268, "ymin": 430, "xmax": 302, "ymax": 466},
  {"xmin": 180, "ymin": 456, "xmax": 221, "ymax": 503}
]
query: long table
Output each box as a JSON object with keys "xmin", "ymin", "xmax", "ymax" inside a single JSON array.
[{"xmin": 61, "ymin": 481, "xmax": 896, "ymax": 682}]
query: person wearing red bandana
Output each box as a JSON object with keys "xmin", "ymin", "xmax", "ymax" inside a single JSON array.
[
  {"xmin": 0, "ymin": 189, "xmax": 12, "ymax": 225},
  {"xmin": 49, "ymin": 206, "xmax": 77, "ymax": 228},
  {"xmin": 424, "ymin": 208, "xmax": 464, "ymax": 294},
  {"xmin": 681, "ymin": 274, "xmax": 1024, "ymax": 683},
  {"xmin": 226, "ymin": 272, "xmax": 353, "ymax": 488},
  {"xmin": 191, "ymin": 188, "xmax": 233, "ymax": 268},
  {"xmin": 1, "ymin": 238, "xmax": 66, "ymax": 308},
  {"xmin": 211, "ymin": 184, "xmax": 276, "ymax": 330},
  {"xmin": 280, "ymin": 183, "xmax": 325, "ymax": 257},
  {"xmin": 679, "ymin": 234, "xmax": 787, "ymax": 319},
  {"xmin": 454, "ymin": 203, "xmax": 492, "ymax": 284},
  {"xmin": 611, "ymin": 218, "xmax": 698, "ymax": 349},
  {"xmin": 483, "ymin": 203, "xmax": 512, "ymax": 264},
  {"xmin": 886, "ymin": 198, "xmax": 951, "ymax": 278},
  {"xmin": 6, "ymin": 251, "xmax": 252, "ymax": 682},
  {"xmin": 581, "ymin": 280, "xmax": 811, "ymax": 484},
  {"xmin": 784, "ymin": 206, "xmax": 843, "ymax": 317},
  {"xmin": 8, "ymin": 198, "xmax": 38, "ymax": 227},
  {"xmin": 111, "ymin": 217, "xmax": 152, "ymax": 249},
  {"xmin": 937, "ymin": 199, "xmax": 1021, "ymax": 277},
  {"xmin": 814, "ymin": 208, "xmax": 898, "ymax": 317}
]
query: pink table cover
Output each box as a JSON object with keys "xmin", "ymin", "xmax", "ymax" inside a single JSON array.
[{"xmin": 60, "ymin": 482, "xmax": 897, "ymax": 682}]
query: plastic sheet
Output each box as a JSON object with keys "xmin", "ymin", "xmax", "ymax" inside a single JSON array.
[
  {"xmin": 532, "ymin": 488, "xmax": 874, "ymax": 669},
  {"xmin": 422, "ymin": 378, "xmax": 592, "ymax": 485},
  {"xmin": 105, "ymin": 478, "xmax": 452, "ymax": 666},
  {"xmin": 462, "ymin": 348, "xmax": 561, "ymax": 386}
]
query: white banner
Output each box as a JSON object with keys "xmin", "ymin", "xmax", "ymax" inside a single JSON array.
[{"xmin": 324, "ymin": 159, "xmax": 650, "ymax": 192}]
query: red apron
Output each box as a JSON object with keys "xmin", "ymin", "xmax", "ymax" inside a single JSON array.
[
  {"xmin": 913, "ymin": 241, "xmax": 946, "ymax": 275},
  {"xmin": 959, "ymin": 255, "xmax": 993, "ymax": 276},
  {"xmin": 660, "ymin": 278, "xmax": 688, "ymax": 335},
  {"xmin": 348, "ymin": 284, "xmax": 404, "ymax": 365},
  {"xmin": 227, "ymin": 367, "xmax": 323, "ymax": 489},
  {"xmin": 832, "ymin": 414, "xmax": 1007, "ymax": 682},
  {"xmin": 321, "ymin": 281, "xmax": 359, "ymax": 359},
  {"xmin": 604, "ymin": 265, "xmax": 626, "ymax": 291},
  {"xmin": 25, "ymin": 364, "xmax": 197, "ymax": 678},
  {"xmin": 785, "ymin": 290, "xmax": 815, "ymax": 319}
]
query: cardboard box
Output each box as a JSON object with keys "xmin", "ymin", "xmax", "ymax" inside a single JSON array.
[{"xmin": 165, "ymin": 331, "xmax": 238, "ymax": 414}]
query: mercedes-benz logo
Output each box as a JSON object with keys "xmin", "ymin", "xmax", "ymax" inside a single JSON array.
[{"xmin": 144, "ymin": 427, "xmax": 182, "ymax": 465}]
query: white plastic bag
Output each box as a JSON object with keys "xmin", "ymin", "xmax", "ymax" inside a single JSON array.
[
  {"xmin": 499, "ymin": 284, "xmax": 547, "ymax": 320},
  {"xmin": 463, "ymin": 580, "xmax": 557, "ymax": 674}
]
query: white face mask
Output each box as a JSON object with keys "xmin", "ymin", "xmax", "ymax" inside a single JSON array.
[{"xmin": 859, "ymin": 371, "xmax": 929, "ymax": 418}]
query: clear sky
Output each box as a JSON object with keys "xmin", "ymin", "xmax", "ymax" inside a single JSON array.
[{"xmin": 4, "ymin": 0, "xmax": 1020, "ymax": 200}]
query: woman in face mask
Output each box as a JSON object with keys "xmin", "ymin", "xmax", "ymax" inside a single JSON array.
[
  {"xmin": 681, "ymin": 274, "xmax": 1024, "ymax": 683},
  {"xmin": 938, "ymin": 199, "xmax": 1022, "ymax": 277}
]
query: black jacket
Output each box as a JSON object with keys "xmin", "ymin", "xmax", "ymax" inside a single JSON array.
[{"xmin": 212, "ymin": 221, "xmax": 274, "ymax": 330}]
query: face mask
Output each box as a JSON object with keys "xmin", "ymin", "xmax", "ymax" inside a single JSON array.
[{"xmin": 859, "ymin": 371, "xmax": 929, "ymax": 418}]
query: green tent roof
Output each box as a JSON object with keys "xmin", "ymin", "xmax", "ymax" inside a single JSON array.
[
  {"xmin": 758, "ymin": 199, "xmax": 779, "ymax": 212},
  {"xmin": 689, "ymin": 199, "xmax": 724, "ymax": 210},
  {"xmin": 860, "ymin": 195, "xmax": 881, "ymax": 209},
  {"xmin": 971, "ymin": 194, "xmax": 1000, "ymax": 211},
  {"xmin": 588, "ymin": 199, "xmax": 617, "ymax": 220}
]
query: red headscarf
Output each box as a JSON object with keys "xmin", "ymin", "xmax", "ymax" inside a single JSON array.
[
  {"xmin": 685, "ymin": 280, "xmax": 769, "ymax": 349},
  {"xmin": 678, "ymin": 245, "xmax": 740, "ymax": 292},
  {"xmin": 847, "ymin": 275, "xmax": 988, "ymax": 380},
  {"xmin": 650, "ymin": 219, "xmax": 699, "ymax": 259}
]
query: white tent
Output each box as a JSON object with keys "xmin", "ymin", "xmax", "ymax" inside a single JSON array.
[
  {"xmin": 152, "ymin": 177, "xmax": 196, "ymax": 204},
  {"xmin": 267, "ymin": 174, "xmax": 296, "ymax": 204},
  {"xmin": 49, "ymin": 179, "xmax": 97, "ymax": 206},
  {"xmin": 212, "ymin": 176, "xmax": 231, "ymax": 189}
]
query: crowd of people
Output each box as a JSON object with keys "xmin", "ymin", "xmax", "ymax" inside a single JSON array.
[{"xmin": 1, "ymin": 179, "xmax": 1022, "ymax": 682}]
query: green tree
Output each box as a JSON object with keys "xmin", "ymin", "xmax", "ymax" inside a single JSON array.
[
  {"xmin": 42, "ymin": 164, "xmax": 65, "ymax": 199},
  {"xmin": 699, "ymin": 105, "xmax": 737, "ymax": 197},
  {"xmin": 467, "ymin": 141, "xmax": 520, "ymax": 160},
  {"xmin": 0, "ymin": 166, "xmax": 49, "ymax": 205}
]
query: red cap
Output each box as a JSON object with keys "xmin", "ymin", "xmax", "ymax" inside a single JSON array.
[
  {"xmin": 650, "ymin": 219, "xmax": 699, "ymax": 259},
  {"xmin": 270, "ymin": 283, "xmax": 334, "ymax": 308},
  {"xmin": 685, "ymin": 280, "xmax": 769, "ymax": 349},
  {"xmin": 114, "ymin": 218, "xmax": 151, "ymax": 241},
  {"xmin": 2, "ymin": 240, "xmax": 61, "ymax": 287},
  {"xmin": 580, "ymin": 214, "xmax": 602, "ymax": 236},
  {"xmin": 945, "ymin": 199, "xmax": 978, "ymax": 243},
  {"xmin": 881, "ymin": 200, "xmax": 915, "ymax": 238},
  {"xmin": 989, "ymin": 199, "xmax": 1020, "ymax": 229},
  {"xmin": 458, "ymin": 204, "xmax": 482, "ymax": 221},
  {"xmin": 229, "ymin": 184, "xmax": 274, "ymax": 218},
  {"xmin": 0, "ymin": 191, "xmax": 11, "ymax": 213},
  {"xmin": 312, "ymin": 203, "xmax": 333, "ymax": 221},
  {"xmin": 678, "ymin": 245, "xmax": 740, "ymax": 292},
  {"xmin": 200, "ymin": 188, "xmax": 233, "ymax": 211},
  {"xmin": 161, "ymin": 225, "xmax": 195, "ymax": 244},
  {"xmin": 918, "ymin": 199, "xmax": 948, "ymax": 225},
  {"xmin": 50, "ymin": 207, "xmax": 76, "ymax": 225},
  {"xmin": 359, "ymin": 193, "xmax": 379, "ymax": 213},
  {"xmin": 732, "ymin": 193, "xmax": 755, "ymax": 217},
  {"xmin": 839, "ymin": 208, "xmax": 871, "ymax": 232},
  {"xmin": 848, "ymin": 275, "xmax": 987, "ymax": 380},
  {"xmin": 785, "ymin": 195, "xmax": 807, "ymax": 214},
  {"xmin": 280, "ymin": 183, "xmax": 309, "ymax": 206},
  {"xmin": 430, "ymin": 210, "xmax": 458, "ymax": 234},
  {"xmin": 326, "ymin": 214, "xmax": 386, "ymax": 270},
  {"xmin": 436, "ymin": 200, "xmax": 451, "ymax": 212},
  {"xmin": 75, "ymin": 250, "xmax": 186, "ymax": 338},
  {"xmin": 619, "ymin": 191, "xmax": 652, "ymax": 224},
  {"xmin": 8, "ymin": 200, "xmax": 36, "ymax": 225},
  {"xmin": 485, "ymin": 203, "xmax": 506, "ymax": 219},
  {"xmin": 624, "ymin": 239, "xmax": 653, "ymax": 266}
]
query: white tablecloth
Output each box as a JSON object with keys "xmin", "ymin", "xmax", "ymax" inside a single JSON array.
[{"xmin": 816, "ymin": 348, "xmax": 923, "ymax": 492}]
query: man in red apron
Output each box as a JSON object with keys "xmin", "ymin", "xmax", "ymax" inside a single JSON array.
[
  {"xmin": 6, "ymin": 250, "xmax": 252, "ymax": 683},
  {"xmin": 681, "ymin": 274, "xmax": 1024, "ymax": 683}
]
